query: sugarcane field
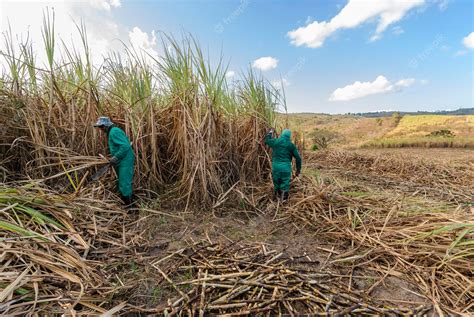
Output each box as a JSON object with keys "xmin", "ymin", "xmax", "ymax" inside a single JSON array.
[{"xmin": 1, "ymin": 1, "xmax": 473, "ymax": 316}]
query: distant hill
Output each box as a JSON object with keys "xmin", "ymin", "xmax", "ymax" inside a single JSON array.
[
  {"xmin": 350, "ymin": 108, "xmax": 474, "ymax": 117},
  {"xmin": 282, "ymin": 112, "xmax": 474, "ymax": 149}
]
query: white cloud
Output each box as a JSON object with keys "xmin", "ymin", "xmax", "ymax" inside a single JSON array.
[
  {"xmin": 0, "ymin": 0, "xmax": 123, "ymax": 67},
  {"xmin": 288, "ymin": 0, "xmax": 425, "ymax": 48},
  {"xmin": 226, "ymin": 70, "xmax": 236, "ymax": 78},
  {"xmin": 252, "ymin": 56, "xmax": 278, "ymax": 71},
  {"xmin": 395, "ymin": 78, "xmax": 415, "ymax": 87},
  {"xmin": 129, "ymin": 26, "xmax": 158, "ymax": 58},
  {"xmin": 462, "ymin": 32, "xmax": 474, "ymax": 49},
  {"xmin": 329, "ymin": 75, "xmax": 415, "ymax": 101}
]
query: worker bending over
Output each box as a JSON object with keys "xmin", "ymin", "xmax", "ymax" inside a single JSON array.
[{"xmin": 94, "ymin": 117, "xmax": 135, "ymax": 206}]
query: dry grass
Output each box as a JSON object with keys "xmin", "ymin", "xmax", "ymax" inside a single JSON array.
[
  {"xmin": 273, "ymin": 175, "xmax": 473, "ymax": 315},
  {"xmin": 1, "ymin": 153, "xmax": 473, "ymax": 315},
  {"xmin": 307, "ymin": 150, "xmax": 474, "ymax": 203},
  {"xmin": 284, "ymin": 114, "xmax": 394, "ymax": 148},
  {"xmin": 354, "ymin": 148, "xmax": 474, "ymax": 164},
  {"xmin": 0, "ymin": 183, "xmax": 150, "ymax": 315},
  {"xmin": 386, "ymin": 115, "xmax": 474, "ymax": 138},
  {"xmin": 362, "ymin": 136, "xmax": 474, "ymax": 149}
]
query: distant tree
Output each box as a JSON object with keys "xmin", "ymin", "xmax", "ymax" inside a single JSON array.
[
  {"xmin": 427, "ymin": 129, "xmax": 455, "ymax": 137},
  {"xmin": 391, "ymin": 112, "xmax": 402, "ymax": 127},
  {"xmin": 309, "ymin": 128, "xmax": 342, "ymax": 149}
]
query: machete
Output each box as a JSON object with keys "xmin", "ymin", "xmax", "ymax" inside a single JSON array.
[{"xmin": 90, "ymin": 164, "xmax": 111, "ymax": 182}]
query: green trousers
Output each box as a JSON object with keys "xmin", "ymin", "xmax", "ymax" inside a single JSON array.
[
  {"xmin": 272, "ymin": 171, "xmax": 291, "ymax": 192},
  {"xmin": 114, "ymin": 161, "xmax": 134, "ymax": 197}
]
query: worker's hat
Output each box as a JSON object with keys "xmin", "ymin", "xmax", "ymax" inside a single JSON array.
[{"xmin": 94, "ymin": 117, "xmax": 113, "ymax": 127}]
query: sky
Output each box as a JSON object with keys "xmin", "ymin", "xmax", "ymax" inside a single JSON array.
[{"xmin": 0, "ymin": 0, "xmax": 473, "ymax": 114}]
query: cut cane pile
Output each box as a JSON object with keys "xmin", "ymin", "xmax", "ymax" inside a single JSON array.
[{"xmin": 151, "ymin": 240, "xmax": 433, "ymax": 316}]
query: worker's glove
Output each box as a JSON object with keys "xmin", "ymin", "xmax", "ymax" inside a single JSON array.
[
  {"xmin": 295, "ymin": 170, "xmax": 301, "ymax": 177},
  {"xmin": 109, "ymin": 156, "xmax": 119, "ymax": 166}
]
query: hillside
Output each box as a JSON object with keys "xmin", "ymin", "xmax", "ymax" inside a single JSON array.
[
  {"xmin": 282, "ymin": 113, "xmax": 474, "ymax": 149},
  {"xmin": 386, "ymin": 115, "xmax": 474, "ymax": 137}
]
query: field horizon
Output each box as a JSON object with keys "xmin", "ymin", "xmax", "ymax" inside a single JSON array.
[{"xmin": 283, "ymin": 106, "xmax": 474, "ymax": 116}]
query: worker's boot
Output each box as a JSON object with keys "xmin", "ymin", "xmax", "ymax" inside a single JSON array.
[
  {"xmin": 121, "ymin": 195, "xmax": 134, "ymax": 209},
  {"xmin": 273, "ymin": 190, "xmax": 282, "ymax": 201},
  {"xmin": 281, "ymin": 191, "xmax": 289, "ymax": 203}
]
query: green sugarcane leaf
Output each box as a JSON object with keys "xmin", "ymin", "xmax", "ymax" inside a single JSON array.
[
  {"xmin": 13, "ymin": 205, "xmax": 65, "ymax": 229},
  {"xmin": 446, "ymin": 228, "xmax": 472, "ymax": 257},
  {"xmin": 0, "ymin": 220, "xmax": 49, "ymax": 241}
]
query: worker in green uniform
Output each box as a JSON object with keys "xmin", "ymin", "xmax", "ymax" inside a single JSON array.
[
  {"xmin": 94, "ymin": 117, "xmax": 135, "ymax": 206},
  {"xmin": 265, "ymin": 128, "xmax": 302, "ymax": 202}
]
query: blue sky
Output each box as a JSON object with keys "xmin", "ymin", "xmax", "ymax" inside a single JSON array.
[{"xmin": 1, "ymin": 0, "xmax": 473, "ymax": 113}]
